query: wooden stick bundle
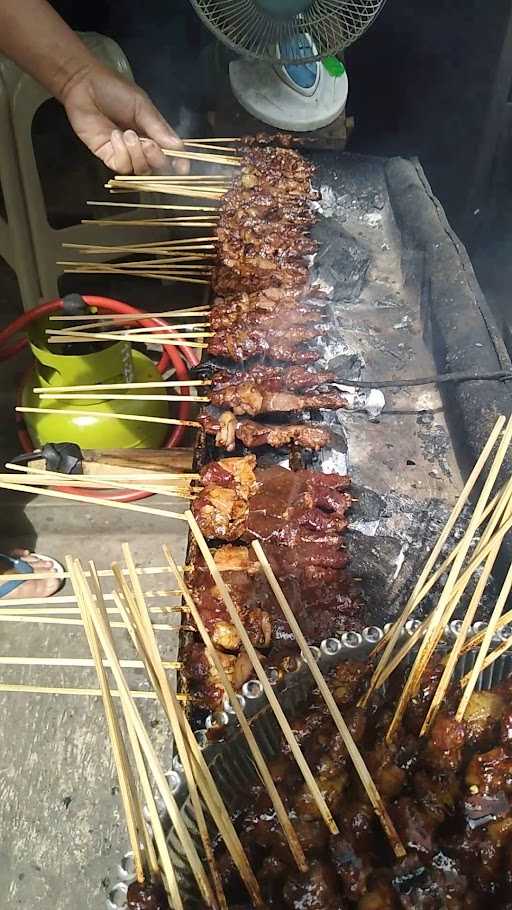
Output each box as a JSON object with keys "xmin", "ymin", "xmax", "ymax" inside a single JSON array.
[
  {"xmin": 252, "ymin": 540, "xmax": 406, "ymax": 859},
  {"xmin": 364, "ymin": 415, "xmax": 507, "ymax": 704},
  {"xmin": 68, "ymin": 557, "xmax": 151, "ymax": 884},
  {"xmin": 71, "ymin": 560, "xmax": 216, "ymax": 907},
  {"xmin": 387, "ymin": 416, "xmax": 512, "ymax": 741},
  {"xmin": 73, "ymin": 560, "xmax": 182, "ymax": 906},
  {"xmin": 115, "ymin": 549, "xmax": 228, "ymax": 909}
]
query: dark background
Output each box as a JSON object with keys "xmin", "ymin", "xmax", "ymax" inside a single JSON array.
[{"xmin": 46, "ymin": 0, "xmax": 512, "ymax": 332}]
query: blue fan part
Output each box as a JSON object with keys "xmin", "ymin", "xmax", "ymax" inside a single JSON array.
[{"xmin": 279, "ymin": 34, "xmax": 319, "ymax": 89}]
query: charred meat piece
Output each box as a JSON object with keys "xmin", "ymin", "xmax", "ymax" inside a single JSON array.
[
  {"xmin": 194, "ymin": 459, "xmax": 351, "ymax": 543},
  {"xmin": 211, "ymin": 364, "xmax": 337, "ymax": 393},
  {"xmin": 208, "ymin": 323, "xmax": 327, "ymax": 364},
  {"xmin": 210, "ymin": 380, "xmax": 347, "ymax": 416},
  {"xmin": 126, "ymin": 880, "xmax": 169, "ymax": 910},
  {"xmin": 183, "ymin": 642, "xmax": 255, "ymax": 710},
  {"xmin": 212, "ymin": 261, "xmax": 309, "ymax": 296},
  {"xmin": 202, "ymin": 412, "xmax": 332, "ymax": 452}
]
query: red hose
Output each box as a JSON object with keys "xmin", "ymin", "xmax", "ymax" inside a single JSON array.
[{"xmin": 1, "ymin": 295, "xmax": 199, "ymax": 501}]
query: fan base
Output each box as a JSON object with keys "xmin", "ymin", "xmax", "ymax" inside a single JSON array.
[{"xmin": 229, "ymin": 58, "xmax": 348, "ymax": 131}]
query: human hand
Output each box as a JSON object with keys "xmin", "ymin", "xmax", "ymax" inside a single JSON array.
[{"xmin": 60, "ymin": 61, "xmax": 188, "ymax": 175}]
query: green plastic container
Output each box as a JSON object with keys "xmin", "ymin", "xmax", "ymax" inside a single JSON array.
[{"xmin": 21, "ymin": 316, "xmax": 169, "ymax": 449}]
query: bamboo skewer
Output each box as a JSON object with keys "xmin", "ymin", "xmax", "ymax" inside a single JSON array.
[
  {"xmin": 58, "ymin": 266, "xmax": 211, "ymax": 284},
  {"xmin": 37, "ymin": 394, "xmax": 210, "ymax": 403},
  {"xmin": 117, "ymin": 549, "xmax": 228, "ymax": 910},
  {"xmin": 5, "ymin": 467, "xmax": 198, "ymax": 487},
  {"xmin": 33, "ymin": 380, "xmax": 210, "ymax": 391},
  {"xmin": 86, "ymin": 201, "xmax": 219, "ymax": 212},
  {"xmin": 16, "ymin": 407, "xmax": 202, "ymax": 427},
  {"xmin": 0, "ymin": 604, "xmax": 182, "ymax": 615},
  {"xmin": 47, "ymin": 331, "xmax": 212, "ymax": 345},
  {"xmin": 51, "ymin": 322, "xmax": 210, "ymax": 335},
  {"xmin": 0, "ymin": 479, "xmax": 189, "ymax": 522},
  {"xmin": 419, "ymin": 480, "xmax": 512, "ymax": 734},
  {"xmin": 0, "ymin": 475, "xmax": 196, "ymax": 499},
  {"xmin": 0, "ymin": 683, "xmax": 174, "ymax": 700},
  {"xmin": 50, "ymin": 306, "xmax": 211, "ymax": 321},
  {"xmin": 387, "ymin": 416, "xmax": 512, "ymax": 742},
  {"xmin": 364, "ymin": 416, "xmax": 507, "ymax": 702},
  {"xmin": 461, "ymin": 609, "xmax": 512, "ymax": 654},
  {"xmin": 0, "ymin": 557, "xmax": 191, "ymax": 583},
  {"xmin": 69, "ymin": 557, "xmax": 148, "ymax": 883},
  {"xmin": 79, "ymin": 561, "xmax": 180, "ymax": 905},
  {"xmin": 74, "ymin": 562, "xmax": 215, "ymax": 908},
  {"xmin": 164, "ymin": 544, "xmax": 307, "ymax": 873},
  {"xmin": 81, "ymin": 219, "xmax": 219, "ymax": 228},
  {"xmin": 366, "ymin": 484, "xmax": 512, "ymax": 695},
  {"xmin": 460, "ymin": 632, "xmax": 512, "ymax": 685},
  {"xmin": 186, "ymin": 510, "xmax": 338, "ymax": 835},
  {"xmin": 0, "ymin": 656, "xmax": 180, "ymax": 669},
  {"xmin": 456, "ymin": 559, "xmax": 512, "ymax": 721},
  {"xmin": 64, "ymin": 236, "xmax": 216, "ymax": 249},
  {"xmin": 0, "ymin": 614, "xmax": 181, "ymax": 631},
  {"xmin": 252, "ymin": 540, "xmax": 406, "ymax": 859},
  {"xmin": 161, "ymin": 148, "xmax": 241, "ymax": 164}
]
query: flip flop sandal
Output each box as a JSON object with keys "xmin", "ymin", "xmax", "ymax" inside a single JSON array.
[{"xmin": 0, "ymin": 552, "xmax": 65, "ymax": 599}]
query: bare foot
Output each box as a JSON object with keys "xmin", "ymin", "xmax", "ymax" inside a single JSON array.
[{"xmin": 3, "ymin": 550, "xmax": 62, "ymax": 599}]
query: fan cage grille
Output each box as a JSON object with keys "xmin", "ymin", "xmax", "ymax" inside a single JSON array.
[{"xmin": 189, "ymin": 0, "xmax": 386, "ymax": 63}]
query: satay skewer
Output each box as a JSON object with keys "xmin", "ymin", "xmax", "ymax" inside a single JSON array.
[
  {"xmin": 0, "ymin": 614, "xmax": 182, "ymax": 631},
  {"xmin": 0, "ymin": 479, "xmax": 190, "ymax": 521},
  {"xmin": 460, "ymin": 608, "xmax": 512, "ymax": 654},
  {"xmin": 58, "ymin": 265, "xmax": 212, "ymax": 284},
  {"xmin": 86, "ymin": 200, "xmax": 219, "ymax": 212},
  {"xmin": 69, "ymin": 557, "xmax": 150, "ymax": 884},
  {"xmin": 50, "ymin": 306, "xmax": 211, "ymax": 321},
  {"xmin": 16, "ymin": 406, "xmax": 202, "ymax": 426},
  {"xmin": 164, "ymin": 544, "xmax": 308, "ymax": 873},
  {"xmin": 252, "ymin": 540, "xmax": 406, "ymax": 859},
  {"xmin": 420, "ymin": 481, "xmax": 512, "ymax": 734},
  {"xmin": 36, "ymin": 394, "xmax": 210, "ymax": 403},
  {"xmin": 116, "ymin": 549, "xmax": 228, "ymax": 909},
  {"xmin": 72, "ymin": 561, "xmax": 216, "ymax": 908},
  {"xmin": 33, "ymin": 380, "xmax": 210, "ymax": 391},
  {"xmin": 387, "ymin": 415, "xmax": 512, "ymax": 742},
  {"xmin": 186, "ymin": 511, "xmax": 339, "ymax": 836},
  {"xmin": 120, "ymin": 564, "xmax": 262, "ymax": 906},
  {"xmin": 364, "ymin": 415, "xmax": 507, "ymax": 701},
  {"xmin": 365, "ymin": 481, "xmax": 512, "ymax": 695},
  {"xmin": 459, "ymin": 629, "xmax": 512, "ymax": 685},
  {"xmin": 0, "ymin": 655, "xmax": 180, "ymax": 669},
  {"xmin": 456, "ymin": 559, "xmax": 512, "ymax": 721},
  {"xmin": 0, "ymin": 473, "xmax": 196, "ymax": 500},
  {"xmin": 47, "ymin": 332, "xmax": 212, "ymax": 345},
  {"xmin": 81, "ymin": 219, "xmax": 219, "ymax": 227},
  {"xmin": 0, "ymin": 682, "xmax": 174, "ymax": 700},
  {"xmin": 74, "ymin": 560, "xmax": 181, "ymax": 906}
]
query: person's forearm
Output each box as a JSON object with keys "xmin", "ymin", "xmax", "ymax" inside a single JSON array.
[{"xmin": 0, "ymin": 0, "xmax": 98, "ymax": 100}]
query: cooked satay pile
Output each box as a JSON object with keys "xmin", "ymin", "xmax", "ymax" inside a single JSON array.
[
  {"xmin": 196, "ymin": 144, "xmax": 347, "ymax": 454},
  {"xmin": 204, "ymin": 658, "xmax": 512, "ymax": 910},
  {"xmin": 184, "ymin": 455, "xmax": 359, "ymax": 710}
]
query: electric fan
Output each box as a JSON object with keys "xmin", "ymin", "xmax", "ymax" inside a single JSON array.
[{"xmin": 188, "ymin": 0, "xmax": 387, "ymax": 131}]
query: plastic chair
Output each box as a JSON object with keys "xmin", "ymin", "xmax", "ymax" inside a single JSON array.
[{"xmin": 0, "ymin": 33, "xmax": 160, "ymax": 306}]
